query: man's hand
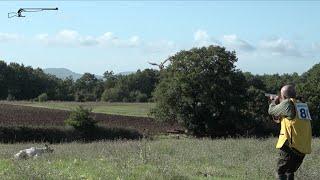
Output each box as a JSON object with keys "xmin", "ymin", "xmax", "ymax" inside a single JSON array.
[
  {"xmin": 274, "ymin": 96, "xmax": 280, "ymax": 105},
  {"xmin": 269, "ymin": 95, "xmax": 280, "ymax": 104}
]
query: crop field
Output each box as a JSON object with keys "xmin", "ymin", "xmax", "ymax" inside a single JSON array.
[
  {"xmin": 2, "ymin": 101, "xmax": 154, "ymax": 117},
  {"xmin": 0, "ymin": 103, "xmax": 181, "ymax": 134},
  {"xmin": 0, "ymin": 137, "xmax": 319, "ymax": 179}
]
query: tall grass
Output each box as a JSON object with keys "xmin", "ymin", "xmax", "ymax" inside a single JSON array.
[{"xmin": 0, "ymin": 137, "xmax": 319, "ymax": 179}]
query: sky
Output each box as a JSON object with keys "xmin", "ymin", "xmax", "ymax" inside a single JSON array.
[{"xmin": 0, "ymin": 1, "xmax": 319, "ymax": 75}]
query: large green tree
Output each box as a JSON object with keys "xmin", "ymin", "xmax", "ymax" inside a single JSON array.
[{"xmin": 152, "ymin": 46, "xmax": 248, "ymax": 136}]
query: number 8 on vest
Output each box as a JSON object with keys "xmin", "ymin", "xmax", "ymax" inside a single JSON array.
[{"xmin": 295, "ymin": 103, "xmax": 312, "ymax": 120}]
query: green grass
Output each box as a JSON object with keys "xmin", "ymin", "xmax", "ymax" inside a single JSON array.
[
  {"xmin": 0, "ymin": 137, "xmax": 319, "ymax": 179},
  {"xmin": 3, "ymin": 101, "xmax": 154, "ymax": 117}
]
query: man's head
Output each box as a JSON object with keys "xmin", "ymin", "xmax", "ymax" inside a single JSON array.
[{"xmin": 280, "ymin": 84, "xmax": 296, "ymax": 100}]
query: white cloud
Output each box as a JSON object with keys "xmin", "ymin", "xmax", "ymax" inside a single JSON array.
[
  {"xmin": 145, "ymin": 40, "xmax": 176, "ymax": 53},
  {"xmin": 193, "ymin": 31, "xmax": 253, "ymax": 52},
  {"xmin": 57, "ymin": 30, "xmax": 79, "ymax": 41},
  {"xmin": 222, "ymin": 34, "xmax": 254, "ymax": 52},
  {"xmin": 194, "ymin": 30, "xmax": 220, "ymax": 47},
  {"xmin": 36, "ymin": 30, "xmax": 140, "ymax": 48},
  {"xmin": 312, "ymin": 42, "xmax": 320, "ymax": 52},
  {"xmin": 128, "ymin": 36, "xmax": 140, "ymax": 47},
  {"xmin": 79, "ymin": 36, "xmax": 99, "ymax": 46},
  {"xmin": 0, "ymin": 33, "xmax": 21, "ymax": 42},
  {"xmin": 259, "ymin": 38, "xmax": 301, "ymax": 57},
  {"xmin": 194, "ymin": 30, "xmax": 209, "ymax": 42},
  {"xmin": 97, "ymin": 32, "xmax": 117, "ymax": 46}
]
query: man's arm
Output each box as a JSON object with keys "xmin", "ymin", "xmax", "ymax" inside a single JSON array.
[{"xmin": 268, "ymin": 99, "xmax": 296, "ymax": 120}]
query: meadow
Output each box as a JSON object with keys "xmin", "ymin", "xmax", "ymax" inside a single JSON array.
[
  {"xmin": 0, "ymin": 137, "xmax": 319, "ymax": 180},
  {"xmin": 0, "ymin": 102, "xmax": 318, "ymax": 179},
  {"xmin": 2, "ymin": 101, "xmax": 154, "ymax": 117}
]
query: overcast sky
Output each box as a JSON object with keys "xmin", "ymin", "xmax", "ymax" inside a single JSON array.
[{"xmin": 0, "ymin": 1, "xmax": 319, "ymax": 75}]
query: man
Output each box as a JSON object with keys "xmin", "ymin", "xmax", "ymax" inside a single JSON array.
[{"xmin": 268, "ymin": 84, "xmax": 312, "ymax": 180}]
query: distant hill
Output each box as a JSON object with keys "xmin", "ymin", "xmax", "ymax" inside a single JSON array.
[
  {"xmin": 43, "ymin": 68, "xmax": 134, "ymax": 80},
  {"xmin": 43, "ymin": 68, "xmax": 103, "ymax": 80},
  {"xmin": 117, "ymin": 71, "xmax": 135, "ymax": 75},
  {"xmin": 43, "ymin": 68, "xmax": 83, "ymax": 80}
]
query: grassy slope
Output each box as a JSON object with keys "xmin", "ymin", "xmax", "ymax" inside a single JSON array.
[
  {"xmin": 3, "ymin": 101, "xmax": 154, "ymax": 117},
  {"xmin": 0, "ymin": 137, "xmax": 319, "ymax": 179}
]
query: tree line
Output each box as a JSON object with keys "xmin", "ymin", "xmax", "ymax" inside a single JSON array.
[
  {"xmin": 150, "ymin": 46, "xmax": 320, "ymax": 136},
  {"xmin": 0, "ymin": 61, "xmax": 159, "ymax": 102},
  {"xmin": 1, "ymin": 45, "xmax": 319, "ymax": 136}
]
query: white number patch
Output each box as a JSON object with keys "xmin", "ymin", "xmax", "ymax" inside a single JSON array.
[{"xmin": 295, "ymin": 103, "xmax": 312, "ymax": 120}]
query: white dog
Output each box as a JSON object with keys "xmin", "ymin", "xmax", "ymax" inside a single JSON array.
[{"xmin": 14, "ymin": 144, "xmax": 54, "ymax": 159}]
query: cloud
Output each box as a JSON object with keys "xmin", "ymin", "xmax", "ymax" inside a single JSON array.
[
  {"xmin": 145, "ymin": 40, "xmax": 176, "ymax": 53},
  {"xmin": 222, "ymin": 34, "xmax": 254, "ymax": 52},
  {"xmin": 312, "ymin": 42, "xmax": 320, "ymax": 52},
  {"xmin": 36, "ymin": 30, "xmax": 140, "ymax": 48},
  {"xmin": 0, "ymin": 33, "xmax": 21, "ymax": 42},
  {"xmin": 193, "ymin": 31, "xmax": 254, "ymax": 53},
  {"xmin": 194, "ymin": 30, "xmax": 220, "ymax": 47},
  {"xmin": 259, "ymin": 38, "xmax": 301, "ymax": 57}
]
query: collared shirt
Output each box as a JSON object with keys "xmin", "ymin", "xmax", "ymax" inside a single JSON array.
[{"xmin": 268, "ymin": 99, "xmax": 296, "ymax": 120}]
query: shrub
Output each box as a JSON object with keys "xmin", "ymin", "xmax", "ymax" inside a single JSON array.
[
  {"xmin": 101, "ymin": 88, "xmax": 121, "ymax": 102},
  {"xmin": 37, "ymin": 93, "xmax": 48, "ymax": 102},
  {"xmin": 0, "ymin": 126, "xmax": 142, "ymax": 143},
  {"xmin": 129, "ymin": 91, "xmax": 148, "ymax": 102},
  {"xmin": 6, "ymin": 94, "xmax": 15, "ymax": 101},
  {"xmin": 75, "ymin": 93, "xmax": 85, "ymax": 102},
  {"xmin": 64, "ymin": 106, "xmax": 98, "ymax": 131}
]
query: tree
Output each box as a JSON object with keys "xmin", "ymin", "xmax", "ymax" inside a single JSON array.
[
  {"xmin": 75, "ymin": 73, "xmax": 104, "ymax": 101},
  {"xmin": 296, "ymin": 64, "xmax": 320, "ymax": 135},
  {"xmin": 101, "ymin": 69, "xmax": 160, "ymax": 102},
  {"xmin": 103, "ymin": 71, "xmax": 118, "ymax": 89},
  {"xmin": 152, "ymin": 46, "xmax": 248, "ymax": 136},
  {"xmin": 64, "ymin": 106, "xmax": 98, "ymax": 131},
  {"xmin": 101, "ymin": 87, "xmax": 122, "ymax": 102},
  {"xmin": 0, "ymin": 61, "xmax": 8, "ymax": 99},
  {"xmin": 54, "ymin": 76, "xmax": 75, "ymax": 101},
  {"xmin": 37, "ymin": 93, "xmax": 48, "ymax": 102}
]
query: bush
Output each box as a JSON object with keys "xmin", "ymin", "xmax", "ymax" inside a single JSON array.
[
  {"xmin": 101, "ymin": 87, "xmax": 121, "ymax": 102},
  {"xmin": 129, "ymin": 91, "xmax": 148, "ymax": 102},
  {"xmin": 75, "ymin": 92, "xmax": 96, "ymax": 102},
  {"xmin": 37, "ymin": 93, "xmax": 48, "ymax": 102},
  {"xmin": 64, "ymin": 106, "xmax": 98, "ymax": 131},
  {"xmin": 0, "ymin": 126, "xmax": 142, "ymax": 143},
  {"xmin": 75, "ymin": 93, "xmax": 85, "ymax": 102},
  {"xmin": 6, "ymin": 94, "xmax": 15, "ymax": 101}
]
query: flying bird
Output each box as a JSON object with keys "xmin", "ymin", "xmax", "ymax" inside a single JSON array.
[
  {"xmin": 148, "ymin": 58, "xmax": 170, "ymax": 70},
  {"xmin": 8, "ymin": 8, "xmax": 58, "ymax": 18}
]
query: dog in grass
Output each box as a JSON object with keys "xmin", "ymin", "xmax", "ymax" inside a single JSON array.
[{"xmin": 14, "ymin": 144, "xmax": 54, "ymax": 159}]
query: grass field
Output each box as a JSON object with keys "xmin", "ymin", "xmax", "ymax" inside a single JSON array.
[
  {"xmin": 0, "ymin": 137, "xmax": 319, "ymax": 179},
  {"xmin": 2, "ymin": 101, "xmax": 154, "ymax": 117}
]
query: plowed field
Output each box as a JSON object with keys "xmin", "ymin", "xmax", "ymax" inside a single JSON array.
[{"xmin": 0, "ymin": 104, "xmax": 182, "ymax": 134}]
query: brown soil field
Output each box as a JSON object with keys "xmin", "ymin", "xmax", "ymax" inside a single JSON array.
[{"xmin": 0, "ymin": 104, "xmax": 182, "ymax": 134}]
